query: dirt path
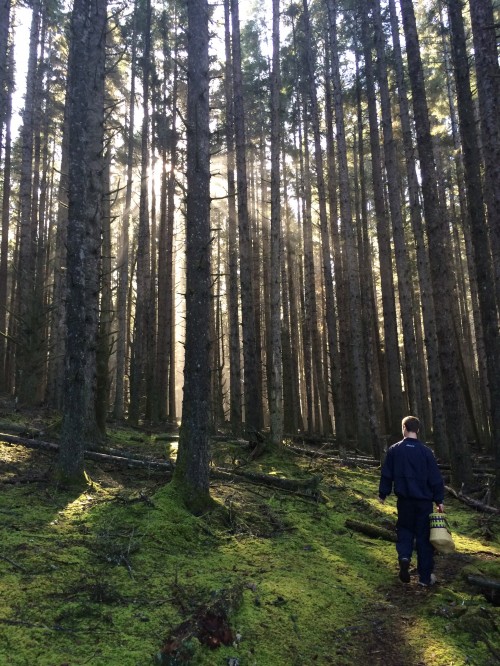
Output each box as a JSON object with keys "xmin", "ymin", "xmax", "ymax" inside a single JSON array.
[{"xmin": 348, "ymin": 552, "xmax": 480, "ymax": 666}]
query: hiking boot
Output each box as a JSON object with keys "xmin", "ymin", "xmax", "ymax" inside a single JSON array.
[
  {"xmin": 399, "ymin": 558, "xmax": 410, "ymax": 583},
  {"xmin": 418, "ymin": 573, "xmax": 437, "ymax": 587}
]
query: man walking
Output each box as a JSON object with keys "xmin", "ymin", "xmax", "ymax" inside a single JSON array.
[{"xmin": 379, "ymin": 416, "xmax": 445, "ymax": 586}]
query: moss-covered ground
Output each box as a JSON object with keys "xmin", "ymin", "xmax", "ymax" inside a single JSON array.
[{"xmin": 0, "ymin": 420, "xmax": 499, "ymax": 665}]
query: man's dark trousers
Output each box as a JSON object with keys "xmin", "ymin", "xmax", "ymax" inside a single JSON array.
[{"xmin": 396, "ymin": 497, "xmax": 434, "ymax": 583}]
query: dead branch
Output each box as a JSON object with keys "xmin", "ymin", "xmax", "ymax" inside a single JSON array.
[
  {"xmin": 0, "ymin": 553, "xmax": 29, "ymax": 572},
  {"xmin": 345, "ymin": 518, "xmax": 397, "ymax": 542},
  {"xmin": 445, "ymin": 486, "xmax": 500, "ymax": 514}
]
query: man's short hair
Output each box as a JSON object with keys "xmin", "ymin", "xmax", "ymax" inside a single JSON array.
[{"xmin": 402, "ymin": 415, "xmax": 420, "ymax": 434}]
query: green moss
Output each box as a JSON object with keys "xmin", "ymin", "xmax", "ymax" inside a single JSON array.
[{"xmin": 1, "ymin": 437, "xmax": 499, "ymax": 666}]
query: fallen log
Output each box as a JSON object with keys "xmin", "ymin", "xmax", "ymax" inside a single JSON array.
[
  {"xmin": 466, "ymin": 575, "xmax": 500, "ymax": 592},
  {"xmin": 286, "ymin": 444, "xmax": 334, "ymax": 459},
  {"xmin": 345, "ymin": 518, "xmax": 397, "ymax": 542},
  {"xmin": 0, "ymin": 421, "xmax": 44, "ymax": 437},
  {"xmin": 286, "ymin": 444, "xmax": 381, "ymax": 468},
  {"xmin": 445, "ymin": 486, "xmax": 499, "ymax": 514},
  {"xmin": 466, "ymin": 576, "xmax": 500, "ymax": 606},
  {"xmin": 0, "ymin": 433, "xmax": 173, "ymax": 472},
  {"xmin": 212, "ymin": 465, "xmax": 322, "ymax": 498},
  {"xmin": 0, "ymin": 432, "xmax": 58, "ymax": 452},
  {"xmin": 0, "ymin": 432, "xmax": 321, "ymax": 495},
  {"xmin": 288, "ymin": 434, "xmax": 336, "ymax": 445},
  {"xmin": 87, "ymin": 444, "xmax": 171, "ymax": 465},
  {"xmin": 85, "ymin": 450, "xmax": 173, "ymax": 472}
]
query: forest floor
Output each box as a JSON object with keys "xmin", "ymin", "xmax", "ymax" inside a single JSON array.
[{"xmin": 0, "ymin": 406, "xmax": 499, "ymax": 665}]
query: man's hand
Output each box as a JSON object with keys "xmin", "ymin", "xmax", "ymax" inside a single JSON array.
[{"xmin": 436, "ymin": 503, "xmax": 444, "ymax": 513}]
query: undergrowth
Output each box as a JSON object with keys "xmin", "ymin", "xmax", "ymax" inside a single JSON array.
[{"xmin": 0, "ymin": 428, "xmax": 499, "ymax": 666}]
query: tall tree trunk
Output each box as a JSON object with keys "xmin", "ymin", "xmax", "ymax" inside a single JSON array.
[
  {"xmin": 468, "ymin": 0, "xmax": 500, "ymax": 312},
  {"xmin": 129, "ymin": 0, "xmax": 153, "ymax": 426},
  {"xmin": 174, "ymin": 0, "xmax": 212, "ymax": 513},
  {"xmin": 297, "ymin": 112, "xmax": 314, "ymax": 433},
  {"xmin": 448, "ymin": 0, "xmax": 500, "ymax": 499},
  {"xmin": 16, "ymin": 0, "xmax": 43, "ymax": 405},
  {"xmin": 113, "ymin": 11, "xmax": 136, "ymax": 421},
  {"xmin": 157, "ymin": 10, "xmax": 178, "ymax": 423},
  {"xmin": 299, "ymin": 1, "xmax": 331, "ymax": 435},
  {"xmin": 438, "ymin": 4, "xmax": 489, "ymax": 448},
  {"xmin": 251, "ymin": 152, "xmax": 265, "ymax": 430},
  {"xmin": 324, "ymin": 48, "xmax": 347, "ymax": 445},
  {"xmin": 0, "ymin": 44, "xmax": 12, "ymax": 391},
  {"xmin": 354, "ymin": 52, "xmax": 385, "ymax": 458},
  {"xmin": 283, "ymin": 145, "xmax": 303, "ymax": 433},
  {"xmin": 360, "ymin": 4, "xmax": 404, "ymax": 438},
  {"xmin": 223, "ymin": 0, "xmax": 242, "ymax": 434},
  {"xmin": 388, "ymin": 0, "xmax": 446, "ymax": 452},
  {"xmin": 372, "ymin": 0, "xmax": 424, "ymax": 424},
  {"xmin": 211, "ymin": 224, "xmax": 225, "ymax": 429},
  {"xmin": 231, "ymin": 0, "xmax": 262, "ymax": 439},
  {"xmin": 325, "ymin": 0, "xmax": 371, "ymax": 447},
  {"xmin": 302, "ymin": 0, "xmax": 341, "ymax": 438},
  {"xmin": 399, "ymin": 0, "xmax": 472, "ymax": 488},
  {"xmin": 269, "ymin": 0, "xmax": 283, "ymax": 445},
  {"xmin": 0, "ymin": 0, "xmax": 11, "ymax": 164},
  {"xmin": 57, "ymin": 0, "xmax": 107, "ymax": 483},
  {"xmin": 46, "ymin": 110, "xmax": 69, "ymax": 409},
  {"xmin": 95, "ymin": 149, "xmax": 112, "ymax": 434}
]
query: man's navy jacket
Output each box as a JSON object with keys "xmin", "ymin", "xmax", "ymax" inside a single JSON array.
[{"xmin": 379, "ymin": 437, "xmax": 444, "ymax": 504}]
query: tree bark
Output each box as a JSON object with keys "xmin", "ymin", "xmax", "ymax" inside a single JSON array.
[
  {"xmin": 269, "ymin": 0, "xmax": 283, "ymax": 446},
  {"xmin": 282, "ymin": 147, "xmax": 303, "ymax": 434},
  {"xmin": 223, "ymin": 0, "xmax": 242, "ymax": 435},
  {"xmin": 299, "ymin": 2, "xmax": 331, "ymax": 436},
  {"xmin": 16, "ymin": 0, "xmax": 43, "ymax": 406},
  {"xmin": 353, "ymin": 49, "xmax": 385, "ymax": 459},
  {"xmin": 388, "ymin": 0, "xmax": 445, "ymax": 451},
  {"xmin": 324, "ymin": 49, "xmax": 347, "ymax": 446},
  {"xmin": 129, "ymin": 0, "xmax": 153, "ymax": 426},
  {"xmin": 325, "ymin": 0, "xmax": 371, "ymax": 447},
  {"xmin": 157, "ymin": 9, "xmax": 178, "ymax": 423},
  {"xmin": 399, "ymin": 0, "xmax": 473, "ymax": 488},
  {"xmin": 173, "ymin": 0, "xmax": 213, "ymax": 513},
  {"xmin": 113, "ymin": 4, "xmax": 137, "ymax": 421},
  {"xmin": 372, "ymin": 0, "xmax": 425, "ymax": 423},
  {"xmin": 467, "ymin": 0, "xmax": 500, "ymax": 499},
  {"xmin": 0, "ymin": 44, "xmax": 12, "ymax": 391},
  {"xmin": 231, "ymin": 0, "xmax": 262, "ymax": 439},
  {"xmin": 360, "ymin": 3, "xmax": 405, "ymax": 438},
  {"xmin": 57, "ymin": 0, "xmax": 107, "ymax": 483},
  {"xmin": 468, "ymin": 0, "xmax": 500, "ymax": 311},
  {"xmin": 95, "ymin": 149, "xmax": 112, "ymax": 434},
  {"xmin": 0, "ymin": 0, "xmax": 11, "ymax": 164}
]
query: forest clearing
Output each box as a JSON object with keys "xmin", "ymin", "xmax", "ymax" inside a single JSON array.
[{"xmin": 0, "ymin": 409, "xmax": 499, "ymax": 666}]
